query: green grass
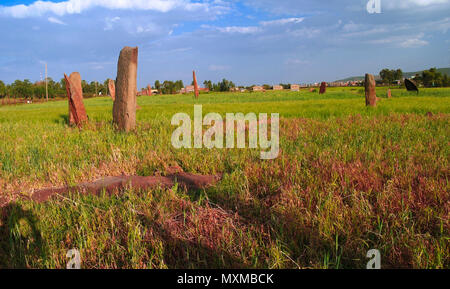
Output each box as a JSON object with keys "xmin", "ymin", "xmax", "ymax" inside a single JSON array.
[{"xmin": 0, "ymin": 87, "xmax": 449, "ymax": 269}]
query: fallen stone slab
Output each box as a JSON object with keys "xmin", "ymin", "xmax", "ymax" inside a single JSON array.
[{"xmin": 26, "ymin": 172, "xmax": 221, "ymax": 205}]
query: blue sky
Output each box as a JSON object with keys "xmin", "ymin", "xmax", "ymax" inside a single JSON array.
[{"xmin": 0, "ymin": 0, "xmax": 449, "ymax": 87}]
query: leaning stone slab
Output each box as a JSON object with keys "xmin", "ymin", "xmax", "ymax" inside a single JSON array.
[
  {"xmin": 113, "ymin": 46, "xmax": 138, "ymax": 132},
  {"xmin": 405, "ymin": 79, "xmax": 419, "ymax": 94},
  {"xmin": 64, "ymin": 74, "xmax": 75, "ymax": 125},
  {"xmin": 365, "ymin": 73, "xmax": 377, "ymax": 107},
  {"xmin": 64, "ymin": 72, "xmax": 88, "ymax": 126}
]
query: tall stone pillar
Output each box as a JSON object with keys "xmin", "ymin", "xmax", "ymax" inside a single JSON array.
[
  {"xmin": 108, "ymin": 79, "xmax": 116, "ymax": 101},
  {"xmin": 113, "ymin": 46, "xmax": 138, "ymax": 132},
  {"xmin": 365, "ymin": 73, "xmax": 377, "ymax": 107},
  {"xmin": 193, "ymin": 70, "xmax": 199, "ymax": 99}
]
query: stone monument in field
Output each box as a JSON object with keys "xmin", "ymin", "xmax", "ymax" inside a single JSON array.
[
  {"xmin": 108, "ymin": 79, "xmax": 116, "ymax": 101},
  {"xmin": 113, "ymin": 46, "xmax": 138, "ymax": 132},
  {"xmin": 365, "ymin": 73, "xmax": 377, "ymax": 107},
  {"xmin": 319, "ymin": 82, "xmax": 327, "ymax": 94},
  {"xmin": 193, "ymin": 70, "xmax": 199, "ymax": 99},
  {"xmin": 405, "ymin": 79, "xmax": 419, "ymax": 94},
  {"xmin": 64, "ymin": 72, "xmax": 88, "ymax": 127}
]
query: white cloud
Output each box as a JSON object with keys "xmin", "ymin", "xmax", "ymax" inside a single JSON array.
[
  {"xmin": 385, "ymin": 0, "xmax": 449, "ymax": 9},
  {"xmin": 260, "ymin": 17, "xmax": 304, "ymax": 26},
  {"xmin": 203, "ymin": 17, "xmax": 305, "ymax": 35},
  {"xmin": 399, "ymin": 37, "xmax": 429, "ymax": 48},
  {"xmin": 368, "ymin": 33, "xmax": 429, "ymax": 48},
  {"xmin": 0, "ymin": 0, "xmax": 209, "ymax": 18},
  {"xmin": 104, "ymin": 16, "xmax": 120, "ymax": 31},
  {"xmin": 204, "ymin": 25, "xmax": 261, "ymax": 34},
  {"xmin": 48, "ymin": 17, "xmax": 67, "ymax": 25},
  {"xmin": 285, "ymin": 58, "xmax": 309, "ymax": 65}
]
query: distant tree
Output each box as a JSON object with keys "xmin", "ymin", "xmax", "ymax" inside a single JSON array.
[
  {"xmin": 443, "ymin": 74, "xmax": 449, "ymax": 87},
  {"xmin": 33, "ymin": 83, "xmax": 46, "ymax": 99},
  {"xmin": 413, "ymin": 73, "xmax": 422, "ymax": 86},
  {"xmin": 280, "ymin": 83, "xmax": 291, "ymax": 89},
  {"xmin": 262, "ymin": 84, "xmax": 272, "ymax": 90},
  {"xmin": 154, "ymin": 80, "xmax": 161, "ymax": 93},
  {"xmin": 0, "ymin": 80, "xmax": 5, "ymax": 98},
  {"xmin": 422, "ymin": 68, "xmax": 443, "ymax": 87},
  {"xmin": 174, "ymin": 80, "xmax": 184, "ymax": 92},
  {"xmin": 380, "ymin": 69, "xmax": 395, "ymax": 85},
  {"xmin": 10, "ymin": 79, "xmax": 33, "ymax": 99},
  {"xmin": 394, "ymin": 69, "xmax": 403, "ymax": 83},
  {"xmin": 162, "ymin": 80, "xmax": 177, "ymax": 95},
  {"xmin": 203, "ymin": 80, "xmax": 213, "ymax": 91}
]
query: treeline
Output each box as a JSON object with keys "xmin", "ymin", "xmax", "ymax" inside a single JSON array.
[
  {"xmin": 153, "ymin": 80, "xmax": 184, "ymax": 95},
  {"xmin": 379, "ymin": 67, "xmax": 449, "ymax": 87},
  {"xmin": 379, "ymin": 69, "xmax": 404, "ymax": 85},
  {"xmin": 0, "ymin": 78, "xmax": 111, "ymax": 99},
  {"xmin": 151, "ymin": 78, "xmax": 237, "ymax": 94},
  {"xmin": 202, "ymin": 79, "xmax": 236, "ymax": 92},
  {"xmin": 413, "ymin": 68, "xmax": 449, "ymax": 87}
]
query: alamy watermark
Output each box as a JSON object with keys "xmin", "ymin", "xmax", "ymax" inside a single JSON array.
[
  {"xmin": 171, "ymin": 105, "xmax": 280, "ymax": 160},
  {"xmin": 366, "ymin": 249, "xmax": 381, "ymax": 269},
  {"xmin": 66, "ymin": 248, "xmax": 81, "ymax": 269},
  {"xmin": 367, "ymin": 0, "xmax": 381, "ymax": 14}
]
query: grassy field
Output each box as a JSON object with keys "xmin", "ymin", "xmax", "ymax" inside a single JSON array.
[{"xmin": 0, "ymin": 87, "xmax": 448, "ymax": 269}]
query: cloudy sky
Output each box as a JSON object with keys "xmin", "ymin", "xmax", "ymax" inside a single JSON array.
[{"xmin": 0, "ymin": 0, "xmax": 449, "ymax": 87}]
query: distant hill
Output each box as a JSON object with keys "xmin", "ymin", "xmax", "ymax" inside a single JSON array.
[{"xmin": 336, "ymin": 67, "xmax": 450, "ymax": 82}]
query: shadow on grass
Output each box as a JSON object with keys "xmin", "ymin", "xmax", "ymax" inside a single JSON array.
[
  {"xmin": 137, "ymin": 213, "xmax": 244, "ymax": 269},
  {"xmin": 0, "ymin": 203, "xmax": 49, "ymax": 268},
  {"xmin": 202, "ymin": 186, "xmax": 370, "ymax": 269},
  {"xmin": 54, "ymin": 113, "xmax": 69, "ymax": 125}
]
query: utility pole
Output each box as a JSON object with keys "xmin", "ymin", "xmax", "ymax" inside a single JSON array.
[{"xmin": 45, "ymin": 63, "xmax": 48, "ymax": 102}]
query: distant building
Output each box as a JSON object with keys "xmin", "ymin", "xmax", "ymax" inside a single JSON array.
[
  {"xmin": 273, "ymin": 85, "xmax": 283, "ymax": 91},
  {"xmin": 291, "ymin": 84, "xmax": 300, "ymax": 91},
  {"xmin": 180, "ymin": 86, "xmax": 209, "ymax": 94},
  {"xmin": 252, "ymin": 86, "xmax": 264, "ymax": 92},
  {"xmin": 185, "ymin": 85, "xmax": 195, "ymax": 93}
]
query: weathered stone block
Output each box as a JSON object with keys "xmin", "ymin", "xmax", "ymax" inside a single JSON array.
[
  {"xmin": 64, "ymin": 72, "xmax": 88, "ymax": 127},
  {"xmin": 365, "ymin": 73, "xmax": 377, "ymax": 107},
  {"xmin": 113, "ymin": 46, "xmax": 138, "ymax": 132}
]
